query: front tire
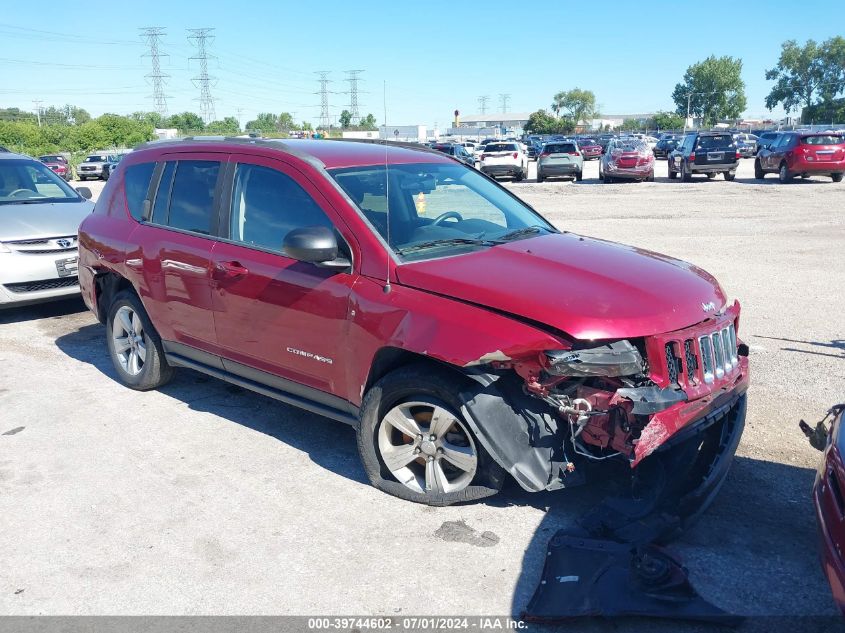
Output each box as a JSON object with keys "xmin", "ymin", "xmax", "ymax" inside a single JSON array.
[
  {"xmin": 754, "ymin": 159, "xmax": 764, "ymax": 179},
  {"xmin": 833, "ymin": 173, "xmax": 844, "ymax": 183},
  {"xmin": 106, "ymin": 290, "xmax": 174, "ymax": 390},
  {"xmin": 357, "ymin": 365, "xmax": 505, "ymax": 506},
  {"xmin": 778, "ymin": 162, "xmax": 791, "ymax": 183}
]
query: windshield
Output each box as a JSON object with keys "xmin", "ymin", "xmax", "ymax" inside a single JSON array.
[
  {"xmin": 40, "ymin": 155, "xmax": 64, "ymax": 163},
  {"xmin": 84, "ymin": 155, "xmax": 108, "ymax": 162},
  {"xmin": 330, "ymin": 162, "xmax": 556, "ymax": 261},
  {"xmin": 0, "ymin": 159, "xmax": 82, "ymax": 204}
]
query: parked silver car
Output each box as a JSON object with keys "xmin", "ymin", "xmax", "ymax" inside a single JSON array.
[
  {"xmin": 0, "ymin": 152, "xmax": 94, "ymax": 307},
  {"xmin": 536, "ymin": 141, "xmax": 584, "ymax": 182}
]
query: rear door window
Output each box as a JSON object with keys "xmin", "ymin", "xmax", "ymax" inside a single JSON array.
[
  {"xmin": 152, "ymin": 160, "xmax": 221, "ymax": 235},
  {"xmin": 124, "ymin": 162, "xmax": 155, "ymax": 221}
]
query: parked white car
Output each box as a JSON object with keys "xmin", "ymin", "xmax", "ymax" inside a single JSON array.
[{"xmin": 479, "ymin": 141, "xmax": 529, "ymax": 181}]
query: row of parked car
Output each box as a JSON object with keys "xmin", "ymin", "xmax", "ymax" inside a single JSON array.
[
  {"xmin": 36, "ymin": 151, "xmax": 127, "ymax": 182},
  {"xmin": 430, "ymin": 129, "xmax": 845, "ymax": 185}
]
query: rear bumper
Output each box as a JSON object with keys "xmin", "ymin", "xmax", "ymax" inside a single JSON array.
[
  {"xmin": 538, "ymin": 163, "xmax": 580, "ymax": 175},
  {"xmin": 789, "ymin": 159, "xmax": 845, "ymax": 174},
  {"xmin": 606, "ymin": 164, "xmax": 653, "ymax": 179},
  {"xmin": 481, "ymin": 164, "xmax": 521, "ymax": 176},
  {"xmin": 690, "ymin": 161, "xmax": 738, "ymax": 173}
]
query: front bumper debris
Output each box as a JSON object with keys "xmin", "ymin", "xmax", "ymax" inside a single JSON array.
[{"xmin": 523, "ymin": 533, "xmax": 739, "ymax": 624}]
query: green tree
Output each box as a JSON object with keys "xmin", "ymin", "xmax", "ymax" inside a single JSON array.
[
  {"xmin": 301, "ymin": 121, "xmax": 313, "ymax": 131},
  {"xmin": 620, "ymin": 118, "xmax": 644, "ymax": 131},
  {"xmin": 803, "ymin": 97, "xmax": 845, "ymax": 124},
  {"xmin": 278, "ymin": 112, "xmax": 296, "ymax": 130},
  {"xmin": 205, "ymin": 117, "xmax": 240, "ymax": 134},
  {"xmin": 649, "ymin": 111, "xmax": 685, "ymax": 130},
  {"xmin": 765, "ymin": 37, "xmax": 845, "ymax": 115},
  {"xmin": 551, "ymin": 88, "xmax": 598, "ymax": 126},
  {"xmin": 131, "ymin": 111, "xmax": 165, "ymax": 128},
  {"xmin": 358, "ymin": 113, "xmax": 377, "ymax": 130},
  {"xmin": 339, "ymin": 110, "xmax": 352, "ymax": 128},
  {"xmin": 672, "ymin": 56, "xmax": 747, "ymax": 126},
  {"xmin": 524, "ymin": 109, "xmax": 574, "ymax": 134},
  {"xmin": 244, "ymin": 112, "xmax": 278, "ymax": 134},
  {"xmin": 0, "ymin": 107, "xmax": 36, "ymax": 122},
  {"xmin": 167, "ymin": 112, "xmax": 206, "ymax": 133}
]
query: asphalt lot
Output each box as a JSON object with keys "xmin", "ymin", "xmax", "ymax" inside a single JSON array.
[{"xmin": 1, "ymin": 157, "xmax": 844, "ymax": 627}]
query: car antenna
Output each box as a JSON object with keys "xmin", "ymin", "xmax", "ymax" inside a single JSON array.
[{"xmin": 382, "ymin": 79, "xmax": 392, "ymax": 294}]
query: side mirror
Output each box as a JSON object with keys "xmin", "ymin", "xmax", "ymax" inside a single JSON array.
[
  {"xmin": 282, "ymin": 225, "xmax": 346, "ymax": 267},
  {"xmin": 77, "ymin": 186, "xmax": 93, "ymax": 200}
]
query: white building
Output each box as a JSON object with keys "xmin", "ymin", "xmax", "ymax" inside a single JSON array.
[{"xmin": 378, "ymin": 125, "xmax": 427, "ymax": 142}]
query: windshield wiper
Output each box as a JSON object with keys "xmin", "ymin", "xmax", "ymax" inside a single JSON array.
[
  {"xmin": 396, "ymin": 237, "xmax": 496, "ymax": 255},
  {"xmin": 495, "ymin": 226, "xmax": 554, "ymax": 242}
]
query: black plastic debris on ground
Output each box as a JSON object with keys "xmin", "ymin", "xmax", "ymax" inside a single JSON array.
[{"xmin": 523, "ymin": 533, "xmax": 741, "ymax": 625}]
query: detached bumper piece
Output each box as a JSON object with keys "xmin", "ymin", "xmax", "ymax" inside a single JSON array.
[{"xmin": 523, "ymin": 534, "xmax": 739, "ymax": 624}]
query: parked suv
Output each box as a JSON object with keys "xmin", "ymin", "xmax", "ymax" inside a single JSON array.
[
  {"xmin": 479, "ymin": 141, "xmax": 528, "ymax": 180},
  {"xmin": 754, "ymin": 132, "xmax": 845, "ymax": 183},
  {"xmin": 39, "ymin": 154, "xmax": 71, "ymax": 180},
  {"xmin": 536, "ymin": 141, "xmax": 583, "ymax": 182},
  {"xmin": 78, "ymin": 138, "xmax": 749, "ymax": 507},
  {"xmin": 668, "ymin": 132, "xmax": 739, "ymax": 181},
  {"xmin": 1, "ymin": 152, "xmax": 94, "ymax": 307}
]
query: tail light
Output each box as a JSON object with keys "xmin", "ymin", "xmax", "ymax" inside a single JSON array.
[
  {"xmin": 735, "ymin": 150, "xmax": 741, "ymax": 159},
  {"xmin": 512, "ymin": 152, "xmax": 518, "ymax": 159},
  {"xmin": 689, "ymin": 152, "xmax": 696, "ymax": 161},
  {"xmin": 569, "ymin": 151, "xmax": 580, "ymax": 156},
  {"xmin": 539, "ymin": 152, "xmax": 550, "ymax": 158}
]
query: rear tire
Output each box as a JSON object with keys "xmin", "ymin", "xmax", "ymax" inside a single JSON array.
[
  {"xmin": 754, "ymin": 159, "xmax": 764, "ymax": 179},
  {"xmin": 668, "ymin": 162, "xmax": 677, "ymax": 179},
  {"xmin": 603, "ymin": 172, "xmax": 613, "ymax": 184},
  {"xmin": 833, "ymin": 173, "xmax": 844, "ymax": 183},
  {"xmin": 575, "ymin": 170, "xmax": 583, "ymax": 182},
  {"xmin": 356, "ymin": 364, "xmax": 505, "ymax": 506},
  {"xmin": 536, "ymin": 172, "xmax": 544, "ymax": 183},
  {"xmin": 706, "ymin": 172, "xmax": 716, "ymax": 179},
  {"xmin": 724, "ymin": 171, "xmax": 736, "ymax": 181},
  {"xmin": 682, "ymin": 162, "xmax": 692, "ymax": 182},
  {"xmin": 778, "ymin": 162, "xmax": 791, "ymax": 183},
  {"xmin": 800, "ymin": 173, "xmax": 810, "ymax": 179},
  {"xmin": 106, "ymin": 290, "xmax": 174, "ymax": 391}
]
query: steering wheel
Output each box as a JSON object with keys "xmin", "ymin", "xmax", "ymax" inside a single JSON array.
[
  {"xmin": 432, "ymin": 211, "xmax": 463, "ymax": 226},
  {"xmin": 8, "ymin": 189, "xmax": 36, "ymax": 198}
]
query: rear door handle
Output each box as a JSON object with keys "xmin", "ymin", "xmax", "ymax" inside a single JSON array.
[{"xmin": 214, "ymin": 260, "xmax": 249, "ymax": 279}]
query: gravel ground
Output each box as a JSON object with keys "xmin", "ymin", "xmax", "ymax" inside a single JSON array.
[{"xmin": 1, "ymin": 158, "xmax": 843, "ymax": 628}]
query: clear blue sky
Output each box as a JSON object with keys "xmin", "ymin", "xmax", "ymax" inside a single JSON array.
[{"xmin": 1, "ymin": 0, "xmax": 843, "ymax": 127}]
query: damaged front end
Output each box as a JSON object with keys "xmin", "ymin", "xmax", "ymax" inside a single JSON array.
[{"xmin": 460, "ymin": 302, "xmax": 750, "ymax": 496}]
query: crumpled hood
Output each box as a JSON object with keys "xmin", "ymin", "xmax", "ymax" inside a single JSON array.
[
  {"xmin": 0, "ymin": 201, "xmax": 94, "ymax": 241},
  {"xmin": 395, "ymin": 232, "xmax": 727, "ymax": 340}
]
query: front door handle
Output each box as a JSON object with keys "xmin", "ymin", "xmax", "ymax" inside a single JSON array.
[{"xmin": 214, "ymin": 260, "xmax": 249, "ymax": 279}]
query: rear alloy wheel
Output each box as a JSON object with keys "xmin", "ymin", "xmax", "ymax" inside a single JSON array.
[
  {"xmin": 754, "ymin": 159, "xmax": 764, "ymax": 179},
  {"xmin": 833, "ymin": 173, "xmax": 844, "ymax": 183},
  {"xmin": 778, "ymin": 162, "xmax": 791, "ymax": 183},
  {"xmin": 357, "ymin": 365, "xmax": 504, "ymax": 506},
  {"xmin": 106, "ymin": 290, "xmax": 174, "ymax": 390}
]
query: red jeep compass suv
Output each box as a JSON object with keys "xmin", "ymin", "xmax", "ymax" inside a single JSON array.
[{"xmin": 78, "ymin": 138, "xmax": 749, "ymax": 507}]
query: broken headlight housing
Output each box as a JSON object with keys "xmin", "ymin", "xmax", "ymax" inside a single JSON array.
[{"xmin": 545, "ymin": 340, "xmax": 644, "ymax": 378}]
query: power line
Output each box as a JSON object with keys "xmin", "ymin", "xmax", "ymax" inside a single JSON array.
[
  {"xmin": 188, "ymin": 28, "xmax": 217, "ymax": 123},
  {"xmin": 478, "ymin": 95, "xmax": 490, "ymax": 115},
  {"xmin": 140, "ymin": 27, "xmax": 170, "ymax": 118},
  {"xmin": 315, "ymin": 71, "xmax": 332, "ymax": 129},
  {"xmin": 344, "ymin": 70, "xmax": 365, "ymax": 125},
  {"xmin": 499, "ymin": 93, "xmax": 511, "ymax": 113},
  {"xmin": 32, "ymin": 100, "xmax": 42, "ymax": 127}
]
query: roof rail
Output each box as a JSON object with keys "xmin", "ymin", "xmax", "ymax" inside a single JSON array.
[
  {"xmin": 323, "ymin": 136, "xmax": 445, "ymax": 158},
  {"xmin": 132, "ymin": 136, "xmax": 324, "ymax": 166}
]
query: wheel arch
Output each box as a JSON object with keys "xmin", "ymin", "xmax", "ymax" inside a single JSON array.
[{"xmin": 94, "ymin": 271, "xmax": 136, "ymax": 324}]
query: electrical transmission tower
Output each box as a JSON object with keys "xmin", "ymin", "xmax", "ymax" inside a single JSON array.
[
  {"xmin": 188, "ymin": 28, "xmax": 217, "ymax": 123},
  {"xmin": 478, "ymin": 95, "xmax": 490, "ymax": 115},
  {"xmin": 140, "ymin": 27, "xmax": 169, "ymax": 117},
  {"xmin": 315, "ymin": 71, "xmax": 332, "ymax": 129},
  {"xmin": 344, "ymin": 70, "xmax": 365, "ymax": 125},
  {"xmin": 499, "ymin": 93, "xmax": 511, "ymax": 113}
]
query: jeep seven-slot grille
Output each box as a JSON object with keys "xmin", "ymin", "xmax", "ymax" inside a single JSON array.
[
  {"xmin": 666, "ymin": 323, "xmax": 738, "ymax": 385},
  {"xmin": 4, "ymin": 277, "xmax": 79, "ymax": 293}
]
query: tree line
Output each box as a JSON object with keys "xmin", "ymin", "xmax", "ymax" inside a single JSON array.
[{"xmin": 524, "ymin": 36, "xmax": 845, "ymax": 135}]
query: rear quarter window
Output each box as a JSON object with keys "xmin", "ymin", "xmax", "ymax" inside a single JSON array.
[{"xmin": 123, "ymin": 162, "xmax": 155, "ymax": 221}]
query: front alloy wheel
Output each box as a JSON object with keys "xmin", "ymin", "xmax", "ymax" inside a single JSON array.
[{"xmin": 377, "ymin": 401, "xmax": 477, "ymax": 495}]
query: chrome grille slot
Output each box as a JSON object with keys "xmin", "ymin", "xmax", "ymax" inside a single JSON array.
[
  {"xmin": 712, "ymin": 332, "xmax": 725, "ymax": 379},
  {"xmin": 699, "ymin": 335, "xmax": 714, "ymax": 383}
]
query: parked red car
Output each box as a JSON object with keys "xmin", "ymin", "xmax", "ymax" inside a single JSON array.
[
  {"xmin": 599, "ymin": 139, "xmax": 655, "ymax": 182},
  {"xmin": 39, "ymin": 154, "xmax": 71, "ymax": 181},
  {"xmin": 755, "ymin": 132, "xmax": 845, "ymax": 183},
  {"xmin": 77, "ymin": 138, "xmax": 748, "ymax": 507},
  {"xmin": 809, "ymin": 404, "xmax": 845, "ymax": 614},
  {"xmin": 577, "ymin": 138, "xmax": 602, "ymax": 160}
]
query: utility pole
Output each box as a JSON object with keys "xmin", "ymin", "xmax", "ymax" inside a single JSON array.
[
  {"xmin": 499, "ymin": 93, "xmax": 511, "ymax": 113},
  {"xmin": 32, "ymin": 100, "xmax": 42, "ymax": 127},
  {"xmin": 140, "ymin": 27, "xmax": 169, "ymax": 118},
  {"xmin": 344, "ymin": 70, "xmax": 364, "ymax": 125},
  {"xmin": 236, "ymin": 108, "xmax": 244, "ymax": 131},
  {"xmin": 187, "ymin": 28, "xmax": 217, "ymax": 124},
  {"xmin": 315, "ymin": 71, "xmax": 332, "ymax": 129},
  {"xmin": 478, "ymin": 95, "xmax": 490, "ymax": 115}
]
